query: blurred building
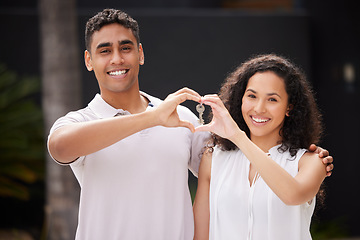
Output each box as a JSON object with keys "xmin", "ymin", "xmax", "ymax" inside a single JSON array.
[{"xmin": 0, "ymin": 0, "xmax": 359, "ymax": 238}]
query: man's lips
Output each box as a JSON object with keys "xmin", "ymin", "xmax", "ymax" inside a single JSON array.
[{"xmin": 108, "ymin": 69, "xmax": 129, "ymax": 76}]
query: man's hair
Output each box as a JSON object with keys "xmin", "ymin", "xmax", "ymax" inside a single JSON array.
[{"xmin": 85, "ymin": 8, "xmax": 140, "ymax": 51}]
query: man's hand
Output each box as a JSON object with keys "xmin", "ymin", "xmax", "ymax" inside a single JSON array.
[
  {"xmin": 309, "ymin": 144, "xmax": 334, "ymax": 176},
  {"xmin": 154, "ymin": 87, "xmax": 201, "ymax": 132}
]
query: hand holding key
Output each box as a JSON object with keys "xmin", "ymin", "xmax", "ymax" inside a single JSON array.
[
  {"xmin": 195, "ymin": 94, "xmax": 243, "ymax": 142},
  {"xmin": 196, "ymin": 103, "xmax": 205, "ymax": 125}
]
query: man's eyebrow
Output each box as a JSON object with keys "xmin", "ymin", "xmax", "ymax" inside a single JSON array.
[
  {"xmin": 96, "ymin": 42, "xmax": 112, "ymax": 49},
  {"xmin": 96, "ymin": 40, "xmax": 135, "ymax": 50},
  {"xmin": 119, "ymin": 40, "xmax": 134, "ymax": 45}
]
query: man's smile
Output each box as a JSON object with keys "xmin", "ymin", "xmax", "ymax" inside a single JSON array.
[{"xmin": 108, "ymin": 69, "xmax": 129, "ymax": 76}]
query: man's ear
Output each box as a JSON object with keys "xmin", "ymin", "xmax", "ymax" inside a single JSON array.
[
  {"xmin": 139, "ymin": 43, "xmax": 145, "ymax": 65},
  {"xmin": 84, "ymin": 50, "xmax": 93, "ymax": 71}
]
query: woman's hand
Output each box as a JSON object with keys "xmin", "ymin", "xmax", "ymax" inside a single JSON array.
[{"xmin": 195, "ymin": 94, "xmax": 242, "ymax": 141}]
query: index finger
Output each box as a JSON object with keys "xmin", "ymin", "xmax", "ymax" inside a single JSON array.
[
  {"xmin": 319, "ymin": 149, "xmax": 329, "ymax": 158},
  {"xmin": 173, "ymin": 92, "xmax": 202, "ymax": 106},
  {"xmin": 173, "ymin": 87, "xmax": 202, "ymax": 99}
]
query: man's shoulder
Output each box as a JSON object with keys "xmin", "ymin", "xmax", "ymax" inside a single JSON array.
[
  {"xmin": 140, "ymin": 91, "xmax": 162, "ymax": 106},
  {"xmin": 64, "ymin": 106, "xmax": 93, "ymax": 119},
  {"xmin": 50, "ymin": 106, "xmax": 93, "ymax": 132}
]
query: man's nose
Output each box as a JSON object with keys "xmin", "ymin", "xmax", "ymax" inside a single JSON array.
[{"xmin": 110, "ymin": 50, "xmax": 124, "ymax": 65}]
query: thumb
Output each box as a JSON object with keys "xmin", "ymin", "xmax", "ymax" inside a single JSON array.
[
  {"xmin": 308, "ymin": 144, "xmax": 317, "ymax": 153},
  {"xmin": 195, "ymin": 124, "xmax": 211, "ymax": 133},
  {"xmin": 178, "ymin": 120, "xmax": 195, "ymax": 133}
]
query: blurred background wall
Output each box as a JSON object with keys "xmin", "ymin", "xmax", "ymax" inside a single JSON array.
[{"xmin": 0, "ymin": 0, "xmax": 359, "ymax": 239}]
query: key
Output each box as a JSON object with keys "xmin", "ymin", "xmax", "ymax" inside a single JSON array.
[{"xmin": 196, "ymin": 103, "xmax": 205, "ymax": 125}]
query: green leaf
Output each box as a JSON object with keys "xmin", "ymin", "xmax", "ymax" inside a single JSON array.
[
  {"xmin": 0, "ymin": 176, "xmax": 29, "ymax": 200},
  {"xmin": 0, "ymin": 63, "xmax": 44, "ymax": 201}
]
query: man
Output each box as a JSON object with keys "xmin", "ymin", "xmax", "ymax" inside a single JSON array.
[{"xmin": 47, "ymin": 9, "xmax": 333, "ymax": 240}]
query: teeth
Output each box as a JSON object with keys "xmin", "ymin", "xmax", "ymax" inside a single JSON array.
[
  {"xmin": 252, "ymin": 117, "xmax": 269, "ymax": 123},
  {"xmin": 109, "ymin": 70, "xmax": 127, "ymax": 76}
]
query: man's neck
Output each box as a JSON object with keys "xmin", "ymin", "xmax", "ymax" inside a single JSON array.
[{"xmin": 101, "ymin": 90, "xmax": 149, "ymax": 114}]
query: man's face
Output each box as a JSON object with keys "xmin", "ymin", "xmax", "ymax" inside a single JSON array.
[{"xmin": 85, "ymin": 23, "xmax": 144, "ymax": 99}]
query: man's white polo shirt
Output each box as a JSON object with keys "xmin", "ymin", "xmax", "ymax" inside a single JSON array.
[{"xmin": 48, "ymin": 92, "xmax": 210, "ymax": 240}]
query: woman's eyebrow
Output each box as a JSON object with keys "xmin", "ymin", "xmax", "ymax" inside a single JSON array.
[
  {"xmin": 246, "ymin": 88, "xmax": 281, "ymax": 98},
  {"xmin": 245, "ymin": 88, "xmax": 256, "ymax": 93},
  {"xmin": 267, "ymin": 92, "xmax": 281, "ymax": 98}
]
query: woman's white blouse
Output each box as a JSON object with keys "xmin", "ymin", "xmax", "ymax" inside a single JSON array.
[{"xmin": 209, "ymin": 145, "xmax": 315, "ymax": 240}]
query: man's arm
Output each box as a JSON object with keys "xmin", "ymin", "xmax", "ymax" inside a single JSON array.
[
  {"xmin": 49, "ymin": 111, "xmax": 158, "ymax": 163},
  {"xmin": 48, "ymin": 88, "xmax": 201, "ymax": 163}
]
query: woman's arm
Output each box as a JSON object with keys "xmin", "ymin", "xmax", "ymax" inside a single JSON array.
[
  {"xmin": 193, "ymin": 149, "xmax": 212, "ymax": 240},
  {"xmin": 231, "ymin": 131, "xmax": 326, "ymax": 205},
  {"xmin": 196, "ymin": 94, "xmax": 327, "ymax": 205}
]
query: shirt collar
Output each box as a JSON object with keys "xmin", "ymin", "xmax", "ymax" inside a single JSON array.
[{"xmin": 88, "ymin": 92, "xmax": 155, "ymax": 119}]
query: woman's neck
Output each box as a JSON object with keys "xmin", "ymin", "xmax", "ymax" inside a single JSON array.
[{"xmin": 250, "ymin": 135, "xmax": 282, "ymax": 153}]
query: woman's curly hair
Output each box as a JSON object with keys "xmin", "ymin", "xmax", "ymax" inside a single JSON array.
[{"xmin": 212, "ymin": 54, "xmax": 323, "ymax": 157}]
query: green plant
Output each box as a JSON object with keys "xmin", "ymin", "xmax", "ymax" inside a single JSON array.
[
  {"xmin": 311, "ymin": 216, "xmax": 349, "ymax": 240},
  {"xmin": 0, "ymin": 64, "xmax": 44, "ymax": 200}
]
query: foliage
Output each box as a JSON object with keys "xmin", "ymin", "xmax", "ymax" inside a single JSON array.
[
  {"xmin": 311, "ymin": 216, "xmax": 349, "ymax": 239},
  {"xmin": 0, "ymin": 64, "xmax": 44, "ymax": 201}
]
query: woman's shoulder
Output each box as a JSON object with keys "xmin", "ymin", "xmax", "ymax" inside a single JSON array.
[
  {"xmin": 202, "ymin": 147, "xmax": 213, "ymax": 165},
  {"xmin": 299, "ymin": 150, "xmax": 323, "ymax": 169},
  {"xmin": 301, "ymin": 151, "xmax": 321, "ymax": 161}
]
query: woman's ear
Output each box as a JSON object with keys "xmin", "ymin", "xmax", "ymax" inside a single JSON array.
[
  {"xmin": 286, "ymin": 104, "xmax": 294, "ymax": 117},
  {"xmin": 84, "ymin": 50, "xmax": 93, "ymax": 71}
]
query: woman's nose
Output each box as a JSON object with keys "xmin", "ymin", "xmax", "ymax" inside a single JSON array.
[{"xmin": 254, "ymin": 100, "xmax": 266, "ymax": 114}]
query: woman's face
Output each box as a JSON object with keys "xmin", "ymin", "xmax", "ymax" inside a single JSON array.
[{"xmin": 241, "ymin": 71, "xmax": 291, "ymax": 143}]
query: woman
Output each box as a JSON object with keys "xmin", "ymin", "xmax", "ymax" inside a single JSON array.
[{"xmin": 193, "ymin": 54, "xmax": 327, "ymax": 240}]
